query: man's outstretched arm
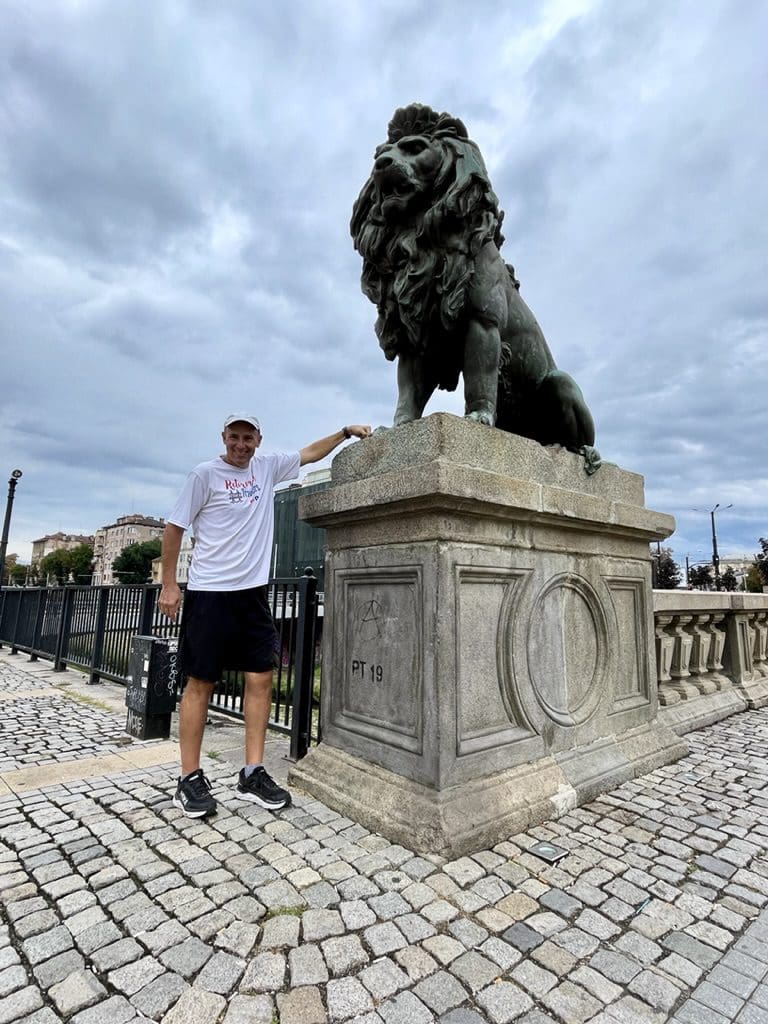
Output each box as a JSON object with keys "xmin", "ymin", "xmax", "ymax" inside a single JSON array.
[{"xmin": 299, "ymin": 424, "xmax": 371, "ymax": 466}]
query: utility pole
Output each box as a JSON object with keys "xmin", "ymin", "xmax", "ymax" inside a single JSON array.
[{"xmin": 710, "ymin": 508, "xmax": 721, "ymax": 591}]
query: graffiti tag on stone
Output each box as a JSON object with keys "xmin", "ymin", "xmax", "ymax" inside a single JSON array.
[{"xmin": 359, "ymin": 599, "xmax": 383, "ymax": 641}]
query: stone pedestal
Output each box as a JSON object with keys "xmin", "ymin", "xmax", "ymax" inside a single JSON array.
[{"xmin": 289, "ymin": 414, "xmax": 687, "ymax": 857}]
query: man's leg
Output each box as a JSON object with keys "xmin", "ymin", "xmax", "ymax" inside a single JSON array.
[
  {"xmin": 178, "ymin": 676, "xmax": 214, "ymax": 775},
  {"xmin": 174, "ymin": 675, "xmax": 217, "ymax": 817},
  {"xmin": 243, "ymin": 669, "xmax": 273, "ymax": 764},
  {"xmin": 237, "ymin": 668, "xmax": 291, "ymax": 809}
]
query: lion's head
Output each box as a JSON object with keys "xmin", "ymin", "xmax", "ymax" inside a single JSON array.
[{"xmin": 351, "ymin": 103, "xmax": 504, "ymax": 384}]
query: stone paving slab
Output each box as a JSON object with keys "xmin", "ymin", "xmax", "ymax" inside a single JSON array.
[
  {"xmin": 2, "ymin": 651, "xmax": 768, "ymax": 1023},
  {"xmin": 0, "ymin": 688, "xmax": 63, "ymax": 701},
  {"xmin": 0, "ymin": 682, "xmax": 150, "ymax": 772},
  {"xmin": 0, "ymin": 655, "xmax": 288, "ymax": 784},
  {"xmin": 1, "ymin": 745, "xmax": 179, "ymax": 795}
]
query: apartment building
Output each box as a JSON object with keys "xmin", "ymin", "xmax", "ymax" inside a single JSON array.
[
  {"xmin": 151, "ymin": 534, "xmax": 194, "ymax": 584},
  {"xmin": 30, "ymin": 532, "xmax": 94, "ymax": 566},
  {"xmin": 92, "ymin": 514, "xmax": 166, "ymax": 585}
]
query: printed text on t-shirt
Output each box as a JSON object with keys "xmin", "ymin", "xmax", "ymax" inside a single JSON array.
[{"xmin": 224, "ymin": 477, "xmax": 262, "ymax": 505}]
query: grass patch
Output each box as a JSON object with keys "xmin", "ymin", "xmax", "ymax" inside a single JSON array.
[
  {"xmin": 263, "ymin": 905, "xmax": 305, "ymax": 920},
  {"xmin": 59, "ymin": 689, "xmax": 114, "ymax": 713},
  {"xmin": 205, "ymin": 750, "xmax": 222, "ymax": 761}
]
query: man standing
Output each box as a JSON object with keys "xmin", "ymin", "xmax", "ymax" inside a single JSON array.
[{"xmin": 159, "ymin": 414, "xmax": 371, "ymax": 817}]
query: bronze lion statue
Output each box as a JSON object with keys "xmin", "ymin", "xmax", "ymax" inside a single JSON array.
[{"xmin": 351, "ymin": 103, "xmax": 600, "ymax": 472}]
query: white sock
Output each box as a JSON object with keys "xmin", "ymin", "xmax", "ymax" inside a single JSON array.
[{"xmin": 243, "ymin": 763, "xmax": 263, "ymax": 778}]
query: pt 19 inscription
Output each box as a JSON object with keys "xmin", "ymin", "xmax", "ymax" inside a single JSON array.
[{"xmin": 351, "ymin": 659, "xmax": 384, "ymax": 683}]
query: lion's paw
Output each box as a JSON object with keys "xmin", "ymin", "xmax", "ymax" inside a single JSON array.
[
  {"xmin": 579, "ymin": 445, "xmax": 602, "ymax": 475},
  {"xmin": 465, "ymin": 410, "xmax": 495, "ymax": 427}
]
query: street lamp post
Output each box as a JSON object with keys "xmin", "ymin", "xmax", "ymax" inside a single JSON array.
[
  {"xmin": 0, "ymin": 470, "xmax": 23, "ymax": 586},
  {"xmin": 692, "ymin": 503, "xmax": 732, "ymax": 592}
]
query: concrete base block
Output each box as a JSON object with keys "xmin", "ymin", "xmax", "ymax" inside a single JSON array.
[
  {"xmin": 660, "ymin": 688, "xmax": 748, "ymax": 736},
  {"xmin": 292, "ymin": 745, "xmax": 565, "ymax": 857},
  {"xmin": 292, "ymin": 721, "xmax": 686, "ymax": 858},
  {"xmin": 291, "ymin": 415, "xmax": 687, "ymax": 856},
  {"xmin": 739, "ymin": 676, "xmax": 768, "ymax": 709}
]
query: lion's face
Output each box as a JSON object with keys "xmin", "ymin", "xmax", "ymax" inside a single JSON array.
[
  {"xmin": 351, "ymin": 106, "xmax": 506, "ymax": 379},
  {"xmin": 371, "ymin": 134, "xmax": 445, "ymax": 222}
]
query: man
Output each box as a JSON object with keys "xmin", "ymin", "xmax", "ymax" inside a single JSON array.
[{"xmin": 159, "ymin": 414, "xmax": 372, "ymax": 817}]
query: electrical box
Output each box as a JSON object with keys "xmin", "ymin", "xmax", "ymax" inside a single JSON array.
[{"xmin": 125, "ymin": 635, "xmax": 180, "ymax": 740}]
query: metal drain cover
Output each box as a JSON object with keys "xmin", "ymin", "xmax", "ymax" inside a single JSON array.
[{"xmin": 529, "ymin": 841, "xmax": 569, "ymax": 863}]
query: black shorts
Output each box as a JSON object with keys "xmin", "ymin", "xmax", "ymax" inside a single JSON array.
[{"xmin": 179, "ymin": 586, "xmax": 278, "ymax": 683}]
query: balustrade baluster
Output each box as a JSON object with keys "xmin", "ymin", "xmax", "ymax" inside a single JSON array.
[
  {"xmin": 655, "ymin": 614, "xmax": 679, "ymax": 705},
  {"xmin": 706, "ymin": 613, "xmax": 730, "ymax": 691},
  {"xmin": 685, "ymin": 613, "xmax": 717, "ymax": 695},
  {"xmin": 664, "ymin": 614, "xmax": 699, "ymax": 700},
  {"xmin": 751, "ymin": 610, "xmax": 768, "ymax": 679}
]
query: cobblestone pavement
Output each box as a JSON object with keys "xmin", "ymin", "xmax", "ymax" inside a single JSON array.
[
  {"xmin": 0, "ymin": 691, "xmax": 136, "ymax": 772},
  {"xmin": 1, "ymin": 651, "xmax": 768, "ymax": 1023}
]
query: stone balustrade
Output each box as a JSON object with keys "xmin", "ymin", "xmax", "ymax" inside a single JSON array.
[{"xmin": 653, "ymin": 590, "xmax": 768, "ymax": 733}]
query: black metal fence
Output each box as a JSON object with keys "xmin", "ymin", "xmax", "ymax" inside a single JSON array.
[{"xmin": 0, "ymin": 572, "xmax": 322, "ymax": 760}]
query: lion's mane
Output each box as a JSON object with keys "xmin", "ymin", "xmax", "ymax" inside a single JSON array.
[{"xmin": 351, "ymin": 104, "xmax": 507, "ymax": 391}]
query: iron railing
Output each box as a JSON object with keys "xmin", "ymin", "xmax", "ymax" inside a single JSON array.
[{"xmin": 0, "ymin": 571, "xmax": 322, "ymax": 759}]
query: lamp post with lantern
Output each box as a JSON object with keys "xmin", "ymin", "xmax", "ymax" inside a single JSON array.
[
  {"xmin": 692, "ymin": 503, "xmax": 732, "ymax": 592},
  {"xmin": 0, "ymin": 469, "xmax": 23, "ymax": 586}
]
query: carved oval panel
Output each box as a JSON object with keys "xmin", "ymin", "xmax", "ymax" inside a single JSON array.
[{"xmin": 526, "ymin": 573, "xmax": 607, "ymax": 727}]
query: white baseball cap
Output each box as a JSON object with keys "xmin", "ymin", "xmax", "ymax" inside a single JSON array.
[{"xmin": 223, "ymin": 414, "xmax": 261, "ymax": 432}]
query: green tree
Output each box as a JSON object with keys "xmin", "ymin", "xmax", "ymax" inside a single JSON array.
[
  {"xmin": 3, "ymin": 552, "xmax": 16, "ymax": 584},
  {"xmin": 26, "ymin": 562, "xmax": 44, "ymax": 585},
  {"xmin": 68, "ymin": 544, "xmax": 94, "ymax": 584},
  {"xmin": 746, "ymin": 563, "xmax": 764, "ymax": 592},
  {"xmin": 756, "ymin": 538, "xmax": 768, "ymax": 588},
  {"xmin": 10, "ymin": 563, "xmax": 26, "ymax": 584},
  {"xmin": 39, "ymin": 549, "xmax": 72, "ymax": 585},
  {"xmin": 654, "ymin": 546, "xmax": 682, "ymax": 589},
  {"xmin": 720, "ymin": 567, "xmax": 738, "ymax": 592},
  {"xmin": 36, "ymin": 545, "xmax": 94, "ymax": 585},
  {"xmin": 2, "ymin": 553, "xmax": 26, "ymax": 585},
  {"xmin": 112, "ymin": 539, "xmax": 161, "ymax": 584},
  {"xmin": 688, "ymin": 564, "xmax": 713, "ymax": 589}
]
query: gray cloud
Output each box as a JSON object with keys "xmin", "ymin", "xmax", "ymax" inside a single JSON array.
[{"xmin": 1, "ymin": 0, "xmax": 765, "ymax": 567}]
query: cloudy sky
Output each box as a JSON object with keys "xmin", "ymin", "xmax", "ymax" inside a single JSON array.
[{"xmin": 1, "ymin": 0, "xmax": 765, "ymax": 569}]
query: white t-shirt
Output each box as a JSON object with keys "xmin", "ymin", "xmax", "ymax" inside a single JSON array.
[{"xmin": 168, "ymin": 452, "xmax": 301, "ymax": 591}]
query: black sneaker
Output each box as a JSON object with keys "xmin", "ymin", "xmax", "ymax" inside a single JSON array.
[
  {"xmin": 173, "ymin": 769, "xmax": 217, "ymax": 818},
  {"xmin": 236, "ymin": 767, "xmax": 291, "ymax": 810}
]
